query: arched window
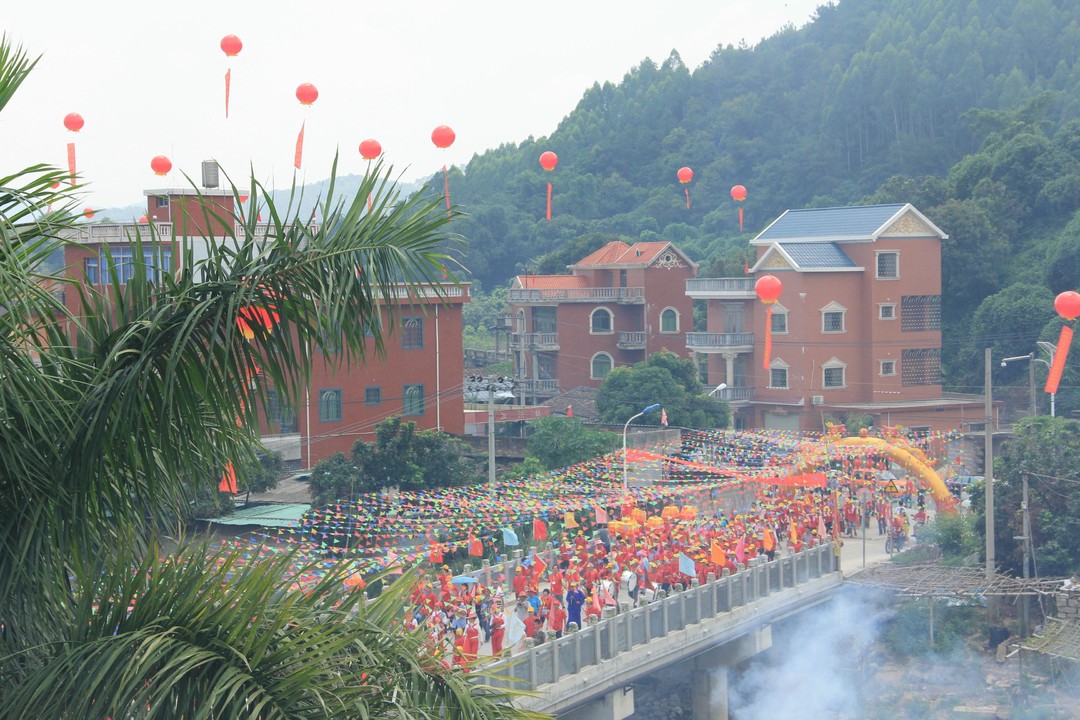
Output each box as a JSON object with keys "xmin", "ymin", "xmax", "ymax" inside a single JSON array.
[
  {"xmin": 770, "ymin": 303, "xmax": 788, "ymax": 334},
  {"xmin": 590, "ymin": 307, "xmax": 614, "ymax": 334},
  {"xmin": 768, "ymin": 358, "xmax": 789, "ymax": 389},
  {"xmin": 591, "ymin": 352, "xmax": 613, "ymax": 379},
  {"xmin": 822, "ymin": 356, "xmax": 847, "ymax": 388},
  {"xmin": 660, "ymin": 307, "xmax": 679, "ymax": 333}
]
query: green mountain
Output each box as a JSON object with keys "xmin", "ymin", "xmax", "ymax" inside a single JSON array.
[{"xmin": 419, "ymin": 0, "xmax": 1080, "ymax": 409}]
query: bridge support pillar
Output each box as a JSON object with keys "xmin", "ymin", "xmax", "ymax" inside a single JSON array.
[
  {"xmin": 560, "ymin": 687, "xmax": 634, "ymax": 720},
  {"xmin": 691, "ymin": 667, "xmax": 727, "ymax": 720}
]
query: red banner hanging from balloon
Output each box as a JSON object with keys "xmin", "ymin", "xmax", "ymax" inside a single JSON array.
[
  {"xmin": 294, "ymin": 121, "xmax": 305, "ymax": 170},
  {"xmin": 66, "ymin": 143, "xmax": 77, "ymax": 186},
  {"xmin": 432, "ymin": 125, "xmax": 456, "ymax": 219},
  {"xmin": 755, "ymin": 275, "xmax": 782, "ymax": 369},
  {"xmin": 225, "ymin": 69, "xmax": 232, "ymax": 118}
]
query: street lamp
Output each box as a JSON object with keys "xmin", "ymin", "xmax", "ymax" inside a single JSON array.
[
  {"xmin": 623, "ymin": 403, "xmax": 661, "ymax": 491},
  {"xmin": 708, "ymin": 382, "xmax": 728, "ymax": 397},
  {"xmin": 1002, "ymin": 342, "xmax": 1057, "ymax": 417}
]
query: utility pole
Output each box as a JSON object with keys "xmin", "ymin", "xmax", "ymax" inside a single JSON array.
[
  {"xmin": 1020, "ymin": 472, "xmax": 1032, "ymax": 637},
  {"xmin": 985, "ymin": 348, "xmax": 995, "ymax": 580},
  {"xmin": 465, "ymin": 375, "xmax": 516, "ymax": 497}
]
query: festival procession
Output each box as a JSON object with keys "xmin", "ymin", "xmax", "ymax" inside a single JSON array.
[{"xmin": 210, "ymin": 424, "xmax": 955, "ymax": 668}]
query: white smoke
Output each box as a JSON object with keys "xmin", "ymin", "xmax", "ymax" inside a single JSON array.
[{"xmin": 728, "ymin": 594, "xmax": 888, "ymax": 719}]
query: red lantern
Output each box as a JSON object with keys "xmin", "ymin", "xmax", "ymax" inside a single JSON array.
[
  {"xmin": 138, "ymin": 216, "xmax": 148, "ymax": 223},
  {"xmin": 83, "ymin": 208, "xmax": 95, "ymax": 220},
  {"xmin": 677, "ymin": 167, "xmax": 694, "ymax": 209},
  {"xmin": 220, "ymin": 34, "xmax": 243, "ymax": 57},
  {"xmin": 1046, "ymin": 290, "xmax": 1080, "ymax": 395},
  {"xmin": 49, "ymin": 181, "xmax": 60, "ymax": 190},
  {"xmin": 359, "ymin": 139, "xmax": 382, "ymax": 160},
  {"xmin": 296, "ymin": 83, "xmax": 319, "ymax": 106},
  {"xmin": 432, "ymin": 125, "xmax": 456, "ymax": 217},
  {"xmin": 539, "ymin": 151, "xmax": 558, "ymax": 171},
  {"xmin": 755, "ymin": 275, "xmax": 782, "ymax": 369},
  {"xmin": 63, "ymin": 113, "xmax": 84, "ymax": 132},
  {"xmin": 431, "ymin": 125, "xmax": 456, "ymax": 149},
  {"xmin": 150, "ymin": 155, "xmax": 172, "ymax": 176},
  {"xmin": 731, "ymin": 185, "xmax": 748, "ymax": 231}
]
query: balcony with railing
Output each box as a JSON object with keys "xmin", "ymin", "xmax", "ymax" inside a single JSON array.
[
  {"xmin": 517, "ymin": 378, "xmax": 560, "ymax": 395},
  {"xmin": 685, "ymin": 277, "xmax": 756, "ymax": 299},
  {"xmin": 617, "ymin": 331, "xmax": 646, "ymax": 350},
  {"xmin": 713, "ymin": 386, "xmax": 755, "ymax": 402},
  {"xmin": 509, "ymin": 286, "xmax": 645, "ymax": 304},
  {"xmin": 510, "ymin": 332, "xmax": 560, "ymax": 351},
  {"xmin": 686, "ymin": 331, "xmax": 755, "ymax": 351},
  {"xmin": 60, "ymin": 222, "xmax": 174, "ymax": 244}
]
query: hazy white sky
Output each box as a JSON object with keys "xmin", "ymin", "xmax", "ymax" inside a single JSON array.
[{"xmin": 1, "ymin": 0, "xmax": 825, "ymax": 209}]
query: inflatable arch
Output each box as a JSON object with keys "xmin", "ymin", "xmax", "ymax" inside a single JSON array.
[{"xmin": 806, "ymin": 436, "xmax": 956, "ymax": 513}]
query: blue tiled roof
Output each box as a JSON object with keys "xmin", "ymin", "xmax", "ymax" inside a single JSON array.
[
  {"xmin": 779, "ymin": 242, "xmax": 858, "ymax": 269},
  {"xmin": 756, "ymin": 204, "xmax": 906, "ymax": 241}
]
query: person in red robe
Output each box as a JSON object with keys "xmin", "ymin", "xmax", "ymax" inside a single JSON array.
[
  {"xmin": 463, "ymin": 615, "xmax": 480, "ymax": 665},
  {"xmin": 452, "ymin": 629, "xmax": 466, "ymax": 668},
  {"xmin": 489, "ymin": 608, "xmax": 506, "ymax": 656}
]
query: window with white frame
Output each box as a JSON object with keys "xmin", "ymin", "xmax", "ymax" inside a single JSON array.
[
  {"xmin": 769, "ymin": 359, "xmax": 789, "ymax": 389},
  {"xmin": 879, "ymin": 359, "xmax": 897, "ymax": 376},
  {"xmin": 821, "ymin": 302, "xmax": 846, "ymax": 333},
  {"xmin": 770, "ymin": 303, "xmax": 788, "ymax": 334},
  {"xmin": 876, "ymin": 251, "xmax": 899, "ymax": 279},
  {"xmin": 319, "ymin": 388, "xmax": 342, "ymax": 422},
  {"xmin": 403, "ymin": 384, "xmax": 425, "ymax": 416},
  {"xmin": 401, "ymin": 316, "xmax": 424, "ymax": 349},
  {"xmin": 822, "ymin": 358, "xmax": 846, "ymax": 388},
  {"xmin": 591, "ymin": 352, "xmax": 613, "ymax": 379},
  {"xmin": 660, "ymin": 307, "xmax": 679, "ymax": 333},
  {"xmin": 590, "ymin": 307, "xmax": 613, "ymax": 334},
  {"xmin": 879, "ymin": 303, "xmax": 897, "ymax": 320}
]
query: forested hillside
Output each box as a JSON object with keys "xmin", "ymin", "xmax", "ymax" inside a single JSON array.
[{"xmin": 425, "ymin": 0, "xmax": 1080, "ymax": 405}]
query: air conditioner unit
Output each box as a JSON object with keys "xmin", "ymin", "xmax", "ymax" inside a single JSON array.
[{"xmin": 811, "ymin": 395, "xmax": 825, "ymax": 406}]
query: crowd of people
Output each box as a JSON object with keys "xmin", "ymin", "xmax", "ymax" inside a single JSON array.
[{"xmin": 398, "ymin": 482, "xmax": 924, "ymax": 667}]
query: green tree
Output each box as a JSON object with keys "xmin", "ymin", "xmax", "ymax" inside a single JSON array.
[
  {"xmin": 350, "ymin": 416, "xmax": 480, "ymax": 493},
  {"xmin": 524, "ymin": 416, "xmax": 620, "ymax": 470},
  {"xmin": 596, "ymin": 350, "xmax": 729, "ymax": 429},
  {"xmin": 0, "ymin": 39, "xmax": 531, "ymax": 719},
  {"xmin": 309, "ymin": 451, "xmax": 364, "ymax": 506},
  {"xmin": 239, "ymin": 448, "xmax": 287, "ymax": 495}
]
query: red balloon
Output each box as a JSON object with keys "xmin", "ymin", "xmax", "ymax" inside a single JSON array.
[
  {"xmin": 220, "ymin": 34, "xmax": 243, "ymax": 57},
  {"xmin": 755, "ymin": 275, "xmax": 782, "ymax": 304},
  {"xmin": 359, "ymin": 139, "xmax": 382, "ymax": 160},
  {"xmin": 677, "ymin": 167, "xmax": 693, "ymax": 184},
  {"xmin": 296, "ymin": 83, "xmax": 319, "ymax": 106},
  {"xmin": 150, "ymin": 155, "xmax": 172, "ymax": 176},
  {"xmin": 83, "ymin": 207, "xmax": 95, "ymax": 220},
  {"xmin": 138, "ymin": 216, "xmax": 148, "ymax": 223},
  {"xmin": 731, "ymin": 185, "xmax": 747, "ymax": 202},
  {"xmin": 539, "ymin": 151, "xmax": 558, "ymax": 171},
  {"xmin": 431, "ymin": 125, "xmax": 456, "ymax": 149},
  {"xmin": 63, "ymin": 112, "xmax": 84, "ymax": 132},
  {"xmin": 49, "ymin": 181, "xmax": 60, "ymax": 190},
  {"xmin": 1055, "ymin": 290, "xmax": 1080, "ymax": 320}
]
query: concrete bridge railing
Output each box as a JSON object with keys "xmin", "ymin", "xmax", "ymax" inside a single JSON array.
[{"xmin": 485, "ymin": 543, "xmax": 838, "ymax": 692}]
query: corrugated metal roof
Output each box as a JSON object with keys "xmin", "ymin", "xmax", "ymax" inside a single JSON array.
[
  {"xmin": 780, "ymin": 242, "xmax": 858, "ymax": 269},
  {"xmin": 205, "ymin": 503, "xmax": 310, "ymax": 527},
  {"xmin": 756, "ymin": 204, "xmax": 906, "ymax": 241}
]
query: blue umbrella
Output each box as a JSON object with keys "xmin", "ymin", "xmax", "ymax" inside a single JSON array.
[{"xmin": 451, "ymin": 574, "xmax": 479, "ymax": 585}]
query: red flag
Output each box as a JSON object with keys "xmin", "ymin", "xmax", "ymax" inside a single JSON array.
[
  {"xmin": 592, "ymin": 591, "xmax": 602, "ymax": 614},
  {"xmin": 532, "ymin": 553, "xmax": 548, "ymax": 579},
  {"xmin": 219, "ymin": 461, "xmax": 238, "ymax": 494},
  {"xmin": 468, "ymin": 535, "xmax": 483, "ymax": 557},
  {"xmin": 710, "ymin": 540, "xmax": 726, "ymax": 566},
  {"xmin": 660, "ymin": 408, "xmax": 668, "ymax": 427},
  {"xmin": 595, "ymin": 506, "xmax": 608, "ymax": 524},
  {"xmin": 566, "ymin": 405, "xmax": 573, "ymax": 419},
  {"xmin": 602, "ymin": 584, "xmax": 616, "ymax": 606},
  {"xmin": 532, "ymin": 518, "xmax": 548, "ymax": 540},
  {"xmin": 734, "ymin": 535, "xmax": 746, "ymax": 564},
  {"xmin": 744, "ymin": 260, "xmax": 750, "ymax": 275},
  {"xmin": 294, "ymin": 121, "xmax": 306, "ymax": 170}
]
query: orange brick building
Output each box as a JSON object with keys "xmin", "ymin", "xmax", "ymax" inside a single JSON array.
[
  {"xmin": 507, "ymin": 241, "xmax": 697, "ymax": 401},
  {"xmin": 59, "ymin": 187, "xmax": 467, "ymax": 470},
  {"xmin": 688, "ymin": 203, "xmax": 987, "ymax": 434}
]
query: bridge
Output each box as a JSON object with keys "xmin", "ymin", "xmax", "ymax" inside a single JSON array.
[{"xmin": 483, "ymin": 543, "xmax": 841, "ymax": 719}]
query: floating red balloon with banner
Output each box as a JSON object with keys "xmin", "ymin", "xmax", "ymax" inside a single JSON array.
[
  {"xmin": 220, "ymin": 35, "xmax": 243, "ymax": 118},
  {"xmin": 731, "ymin": 184, "xmax": 747, "ymax": 231},
  {"xmin": 1045, "ymin": 290, "xmax": 1080, "ymax": 394},
  {"xmin": 150, "ymin": 155, "xmax": 172, "ymax": 176},
  {"xmin": 678, "ymin": 167, "xmax": 694, "ymax": 209},
  {"xmin": 432, "ymin": 125, "xmax": 456, "ymax": 218},
  {"xmin": 539, "ymin": 151, "xmax": 558, "ymax": 220},
  {"xmin": 64, "ymin": 112, "xmax": 84, "ymax": 186},
  {"xmin": 755, "ymin": 275, "xmax": 782, "ymax": 369},
  {"xmin": 293, "ymin": 84, "xmax": 319, "ymax": 169}
]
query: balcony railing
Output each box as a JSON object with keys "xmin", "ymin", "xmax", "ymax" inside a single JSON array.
[
  {"xmin": 61, "ymin": 222, "xmax": 173, "ymax": 243},
  {"xmin": 686, "ymin": 331, "xmax": 755, "ymax": 350},
  {"xmin": 685, "ymin": 277, "xmax": 756, "ymax": 298},
  {"xmin": 510, "ymin": 332, "xmax": 560, "ymax": 351},
  {"xmin": 518, "ymin": 378, "xmax": 560, "ymax": 395},
  {"xmin": 617, "ymin": 331, "xmax": 646, "ymax": 350},
  {"xmin": 713, "ymin": 386, "xmax": 755, "ymax": 402},
  {"xmin": 509, "ymin": 287, "xmax": 645, "ymax": 304}
]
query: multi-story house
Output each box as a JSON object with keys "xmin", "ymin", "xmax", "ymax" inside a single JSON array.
[
  {"xmin": 687, "ymin": 203, "xmax": 985, "ymax": 434},
  {"xmin": 59, "ymin": 186, "xmax": 467, "ymax": 470},
  {"xmin": 507, "ymin": 241, "xmax": 697, "ymax": 401}
]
